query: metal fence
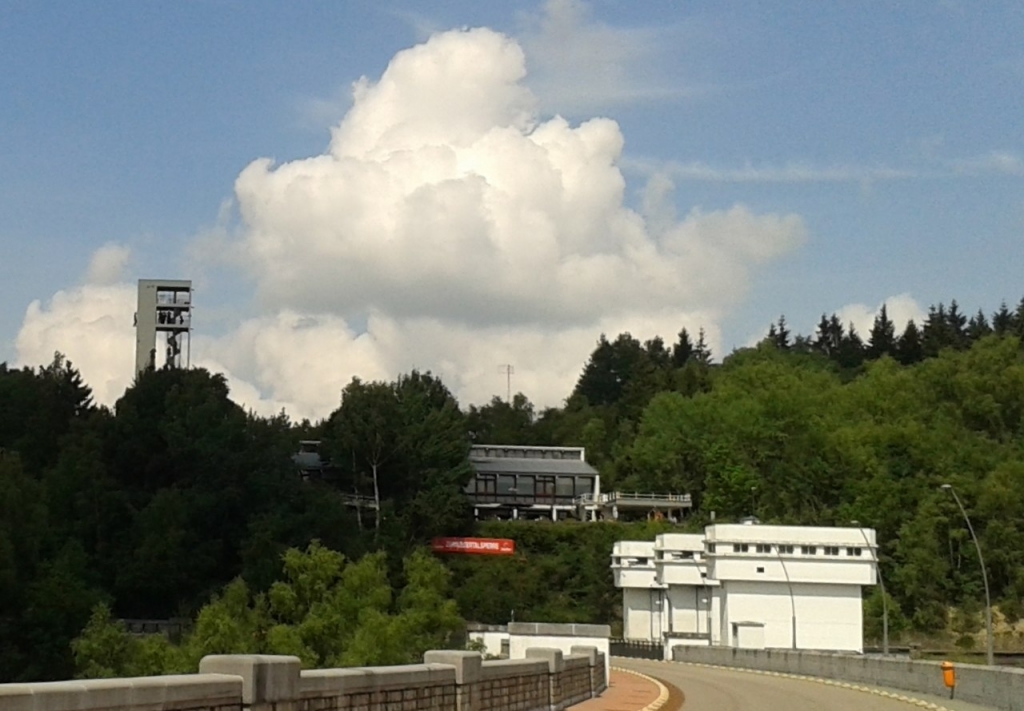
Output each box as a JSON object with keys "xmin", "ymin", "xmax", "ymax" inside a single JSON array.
[{"xmin": 609, "ymin": 639, "xmax": 664, "ymax": 660}]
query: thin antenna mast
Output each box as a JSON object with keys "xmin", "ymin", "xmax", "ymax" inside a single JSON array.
[{"xmin": 497, "ymin": 364, "xmax": 515, "ymax": 402}]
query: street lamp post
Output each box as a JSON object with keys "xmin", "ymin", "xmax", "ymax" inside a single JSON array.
[
  {"xmin": 852, "ymin": 520, "xmax": 888, "ymax": 656},
  {"xmin": 940, "ymin": 484, "xmax": 994, "ymax": 666},
  {"xmin": 774, "ymin": 545, "xmax": 797, "ymax": 649}
]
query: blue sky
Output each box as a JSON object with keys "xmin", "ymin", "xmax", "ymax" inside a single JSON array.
[{"xmin": 2, "ymin": 1, "xmax": 1022, "ymax": 416}]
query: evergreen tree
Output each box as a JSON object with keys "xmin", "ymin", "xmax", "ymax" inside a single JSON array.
[
  {"xmin": 896, "ymin": 320, "xmax": 924, "ymax": 365},
  {"xmin": 966, "ymin": 309, "xmax": 992, "ymax": 343},
  {"xmin": 693, "ymin": 328, "xmax": 713, "ymax": 365},
  {"xmin": 671, "ymin": 328, "xmax": 694, "ymax": 368},
  {"xmin": 992, "ymin": 301, "xmax": 1014, "ymax": 335},
  {"xmin": 644, "ymin": 336, "xmax": 671, "ymax": 370},
  {"xmin": 573, "ymin": 335, "xmax": 619, "ymax": 407},
  {"xmin": 771, "ymin": 315, "xmax": 791, "ymax": 350},
  {"xmin": 946, "ymin": 300, "xmax": 969, "ymax": 349},
  {"xmin": 814, "ymin": 314, "xmax": 844, "ymax": 358},
  {"xmin": 837, "ymin": 324, "xmax": 866, "ymax": 369},
  {"xmin": 466, "ymin": 394, "xmax": 536, "ymax": 445},
  {"xmin": 790, "ymin": 334, "xmax": 815, "ymax": 355},
  {"xmin": 868, "ymin": 304, "xmax": 897, "ymax": 359},
  {"xmin": 922, "ymin": 303, "xmax": 959, "ymax": 356}
]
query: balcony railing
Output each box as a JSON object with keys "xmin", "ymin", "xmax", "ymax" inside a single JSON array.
[{"xmin": 575, "ymin": 492, "xmax": 693, "ymax": 506}]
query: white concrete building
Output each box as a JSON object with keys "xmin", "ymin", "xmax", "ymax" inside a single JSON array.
[
  {"xmin": 655, "ymin": 533, "xmax": 720, "ymax": 647},
  {"xmin": 614, "ymin": 521, "xmax": 877, "ymax": 655},
  {"xmin": 611, "ymin": 540, "xmax": 663, "ymax": 641}
]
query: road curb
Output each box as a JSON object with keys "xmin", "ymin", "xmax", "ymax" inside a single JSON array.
[
  {"xmin": 621, "ymin": 658, "xmax": 953, "ymax": 711},
  {"xmin": 610, "ymin": 666, "xmax": 671, "ymax": 711}
]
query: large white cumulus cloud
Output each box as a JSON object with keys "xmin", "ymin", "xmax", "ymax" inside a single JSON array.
[
  {"xmin": 16, "ymin": 27, "xmax": 806, "ymax": 421},
  {"xmin": 16, "ymin": 282, "xmax": 136, "ymax": 406},
  {"xmin": 232, "ymin": 27, "xmax": 804, "ymax": 328}
]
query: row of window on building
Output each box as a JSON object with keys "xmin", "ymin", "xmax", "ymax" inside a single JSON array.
[
  {"xmin": 469, "ymin": 473, "xmax": 595, "ymax": 500},
  {"xmin": 621, "ymin": 544, "xmax": 868, "ymax": 568},
  {"xmin": 707, "ymin": 543, "xmax": 863, "ymax": 556}
]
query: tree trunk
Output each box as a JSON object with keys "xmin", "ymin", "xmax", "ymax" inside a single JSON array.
[
  {"xmin": 352, "ymin": 450, "xmax": 362, "ymax": 530},
  {"xmin": 372, "ymin": 461, "xmax": 381, "ymax": 535}
]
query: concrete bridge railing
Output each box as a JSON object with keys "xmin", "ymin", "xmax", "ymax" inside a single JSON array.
[
  {"xmin": 0, "ymin": 646, "xmax": 607, "ymax": 711},
  {"xmin": 670, "ymin": 645, "xmax": 1024, "ymax": 711}
]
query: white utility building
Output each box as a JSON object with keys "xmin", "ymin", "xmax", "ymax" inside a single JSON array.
[
  {"xmin": 655, "ymin": 533, "xmax": 720, "ymax": 648},
  {"xmin": 611, "ymin": 540, "xmax": 662, "ymax": 641},
  {"xmin": 614, "ymin": 521, "xmax": 877, "ymax": 655}
]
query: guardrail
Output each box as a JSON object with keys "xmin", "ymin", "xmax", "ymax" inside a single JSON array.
[
  {"xmin": 610, "ymin": 639, "xmax": 664, "ymax": 660},
  {"xmin": 575, "ymin": 492, "xmax": 693, "ymax": 506}
]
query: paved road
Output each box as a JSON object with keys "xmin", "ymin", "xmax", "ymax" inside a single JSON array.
[{"xmin": 614, "ymin": 658, "xmax": 997, "ymax": 711}]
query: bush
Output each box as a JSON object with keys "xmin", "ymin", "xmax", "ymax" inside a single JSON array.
[{"xmin": 955, "ymin": 634, "xmax": 976, "ymax": 650}]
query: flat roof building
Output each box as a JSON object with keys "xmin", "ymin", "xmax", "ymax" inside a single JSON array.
[
  {"xmin": 466, "ymin": 444, "xmax": 600, "ymax": 521},
  {"xmin": 614, "ymin": 521, "xmax": 878, "ymax": 656}
]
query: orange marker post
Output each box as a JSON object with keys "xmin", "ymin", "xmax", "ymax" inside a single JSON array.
[{"xmin": 941, "ymin": 661, "xmax": 956, "ymax": 699}]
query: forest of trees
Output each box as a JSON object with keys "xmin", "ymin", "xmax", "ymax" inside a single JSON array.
[{"xmin": 2, "ymin": 296, "xmax": 1024, "ymax": 681}]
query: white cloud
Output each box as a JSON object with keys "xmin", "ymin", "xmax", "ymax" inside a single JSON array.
[
  {"xmin": 739, "ymin": 293, "xmax": 928, "ymax": 349},
  {"xmin": 233, "ymin": 28, "xmax": 804, "ymax": 329},
  {"xmin": 16, "ymin": 26, "xmax": 806, "ymax": 421},
  {"xmin": 952, "ymin": 150, "xmax": 1024, "ymax": 176},
  {"xmin": 15, "ymin": 282, "xmax": 136, "ymax": 406},
  {"xmin": 519, "ymin": 0, "xmax": 691, "ymax": 113},
  {"xmin": 623, "ymin": 157, "xmax": 926, "ymax": 184},
  {"xmin": 834, "ymin": 293, "xmax": 927, "ymax": 337},
  {"xmin": 622, "ymin": 150, "xmax": 1024, "ymax": 185},
  {"xmin": 85, "ymin": 242, "xmax": 132, "ymax": 286}
]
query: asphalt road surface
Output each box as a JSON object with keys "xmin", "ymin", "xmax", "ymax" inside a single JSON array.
[{"xmin": 614, "ymin": 658, "xmax": 998, "ymax": 711}]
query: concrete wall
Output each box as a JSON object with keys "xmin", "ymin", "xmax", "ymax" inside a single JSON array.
[
  {"xmin": 665, "ymin": 586, "xmax": 708, "ymax": 636},
  {"xmin": 0, "ymin": 673, "xmax": 242, "ymax": 711},
  {"xmin": 670, "ymin": 646, "xmax": 1024, "ymax": 711},
  {"xmin": 467, "ymin": 629, "xmax": 510, "ymax": 658},
  {"xmin": 507, "ymin": 623, "xmax": 611, "ymax": 681},
  {"xmin": 0, "ymin": 649, "xmax": 608, "ymax": 711},
  {"xmin": 718, "ymin": 580, "xmax": 863, "ymax": 652},
  {"xmin": 622, "ymin": 589, "xmax": 662, "ymax": 641}
]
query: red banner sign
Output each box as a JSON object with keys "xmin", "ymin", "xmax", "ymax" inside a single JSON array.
[{"xmin": 431, "ymin": 537, "xmax": 516, "ymax": 555}]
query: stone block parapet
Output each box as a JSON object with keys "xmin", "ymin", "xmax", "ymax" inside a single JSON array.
[
  {"xmin": 0, "ymin": 673, "xmax": 243, "ymax": 711},
  {"xmin": 0, "ymin": 648, "xmax": 609, "ymax": 711}
]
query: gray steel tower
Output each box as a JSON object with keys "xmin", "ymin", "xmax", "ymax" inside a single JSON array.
[{"xmin": 134, "ymin": 279, "xmax": 193, "ymax": 377}]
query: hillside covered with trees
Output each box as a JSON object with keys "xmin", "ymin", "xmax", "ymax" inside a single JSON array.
[{"xmin": 2, "ymin": 297, "xmax": 1023, "ymax": 681}]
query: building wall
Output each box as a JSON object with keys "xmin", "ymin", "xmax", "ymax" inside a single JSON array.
[
  {"xmin": 706, "ymin": 524, "xmax": 877, "ymax": 548},
  {"xmin": 622, "ymin": 588, "xmax": 663, "ymax": 641},
  {"xmin": 468, "ymin": 630, "xmax": 510, "ymax": 657},
  {"xmin": 664, "ymin": 585, "xmax": 709, "ymax": 635},
  {"xmin": 506, "ymin": 622, "xmax": 611, "ymax": 681},
  {"xmin": 612, "ymin": 540, "xmax": 661, "ymax": 589},
  {"xmin": 710, "ymin": 554, "xmax": 875, "ymax": 586},
  {"xmin": 719, "ymin": 580, "xmax": 863, "ymax": 652},
  {"xmin": 710, "ymin": 588, "xmax": 723, "ymax": 645}
]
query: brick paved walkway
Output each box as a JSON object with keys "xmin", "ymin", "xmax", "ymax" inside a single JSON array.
[{"xmin": 568, "ymin": 669, "xmax": 663, "ymax": 711}]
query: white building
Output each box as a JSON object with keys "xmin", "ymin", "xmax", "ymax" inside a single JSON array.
[
  {"xmin": 655, "ymin": 533, "xmax": 720, "ymax": 647},
  {"xmin": 611, "ymin": 540, "xmax": 662, "ymax": 640},
  {"xmin": 614, "ymin": 521, "xmax": 877, "ymax": 655}
]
